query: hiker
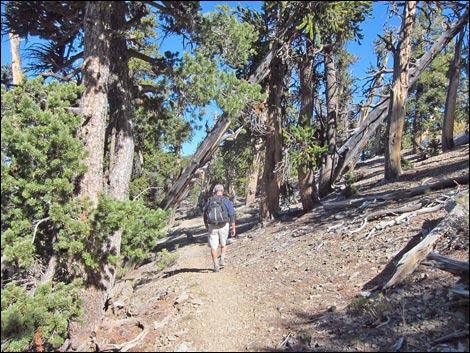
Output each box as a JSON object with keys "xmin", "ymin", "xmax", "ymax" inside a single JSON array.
[{"xmin": 203, "ymin": 184, "xmax": 236, "ymax": 272}]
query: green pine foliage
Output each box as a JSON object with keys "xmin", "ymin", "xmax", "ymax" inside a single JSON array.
[
  {"xmin": 283, "ymin": 124, "xmax": 327, "ymax": 174},
  {"xmin": 94, "ymin": 195, "xmax": 169, "ymax": 265},
  {"xmin": 1, "ymin": 280, "xmax": 83, "ymax": 352},
  {"xmin": 1, "ymin": 78, "xmax": 170, "ymax": 349},
  {"xmin": 175, "ymin": 4, "xmax": 265, "ymax": 119},
  {"xmin": 194, "ymin": 4, "xmax": 259, "ymax": 69},
  {"xmin": 1, "ymin": 77, "xmax": 86, "ymax": 271}
]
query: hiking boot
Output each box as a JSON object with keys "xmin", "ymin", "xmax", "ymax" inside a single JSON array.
[
  {"xmin": 220, "ymin": 259, "xmax": 225, "ymax": 267},
  {"xmin": 213, "ymin": 264, "xmax": 220, "ymax": 272}
]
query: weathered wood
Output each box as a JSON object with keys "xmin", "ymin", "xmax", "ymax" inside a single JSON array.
[
  {"xmin": 431, "ymin": 330, "xmax": 469, "ymax": 345},
  {"xmin": 333, "ymin": 8, "xmax": 469, "ymax": 182},
  {"xmin": 374, "ymin": 203, "xmax": 444, "ymax": 231},
  {"xmin": 448, "ymin": 284, "xmax": 469, "ymax": 299},
  {"xmin": 160, "ymin": 45, "xmax": 280, "ymax": 210},
  {"xmin": 9, "ymin": 32, "xmax": 23, "ymax": 85},
  {"xmin": 382, "ymin": 191, "xmax": 469, "ymax": 290},
  {"xmin": 365, "ymin": 201, "xmax": 424, "ymax": 221},
  {"xmin": 349, "ymin": 201, "xmax": 443, "ymax": 236},
  {"xmin": 425, "ymin": 252, "xmax": 469, "ymax": 278},
  {"xmin": 160, "ymin": 118, "xmax": 231, "ymax": 210},
  {"xmin": 322, "ymin": 174, "xmax": 469, "ymax": 211}
]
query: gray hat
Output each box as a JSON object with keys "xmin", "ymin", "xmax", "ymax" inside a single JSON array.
[{"xmin": 213, "ymin": 184, "xmax": 224, "ymax": 193}]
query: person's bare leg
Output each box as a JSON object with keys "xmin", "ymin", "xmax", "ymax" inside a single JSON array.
[
  {"xmin": 211, "ymin": 247, "xmax": 219, "ymax": 271},
  {"xmin": 220, "ymin": 245, "xmax": 227, "ymax": 266}
]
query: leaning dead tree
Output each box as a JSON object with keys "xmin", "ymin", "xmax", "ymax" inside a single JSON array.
[
  {"xmin": 159, "ymin": 45, "xmax": 278, "ymax": 210},
  {"xmin": 160, "ymin": 7, "xmax": 469, "ymax": 211},
  {"xmin": 332, "ymin": 8, "xmax": 469, "ymax": 182},
  {"xmin": 382, "ymin": 190, "xmax": 469, "ymax": 290}
]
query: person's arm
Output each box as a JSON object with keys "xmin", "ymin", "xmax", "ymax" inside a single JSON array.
[
  {"xmin": 202, "ymin": 202, "xmax": 209, "ymax": 230},
  {"xmin": 224, "ymin": 199, "xmax": 236, "ymax": 236}
]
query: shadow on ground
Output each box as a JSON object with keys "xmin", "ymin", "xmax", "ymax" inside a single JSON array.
[{"xmin": 155, "ymin": 211, "xmax": 261, "ymax": 253}]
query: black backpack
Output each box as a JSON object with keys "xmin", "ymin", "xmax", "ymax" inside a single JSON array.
[{"xmin": 205, "ymin": 195, "xmax": 229, "ymax": 225}]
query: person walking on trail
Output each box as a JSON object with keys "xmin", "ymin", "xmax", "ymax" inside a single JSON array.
[{"xmin": 203, "ymin": 184, "xmax": 236, "ymax": 272}]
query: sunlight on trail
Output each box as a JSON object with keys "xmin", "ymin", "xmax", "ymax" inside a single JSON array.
[{"xmin": 171, "ymin": 244, "xmax": 254, "ymax": 351}]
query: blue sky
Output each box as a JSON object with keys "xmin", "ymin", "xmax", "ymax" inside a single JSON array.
[{"xmin": 1, "ymin": 1, "xmax": 394, "ymax": 156}]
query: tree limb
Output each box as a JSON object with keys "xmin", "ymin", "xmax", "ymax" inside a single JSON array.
[
  {"xmin": 382, "ymin": 191, "xmax": 469, "ymax": 290},
  {"xmin": 423, "ymin": 252, "xmax": 469, "ymax": 278},
  {"xmin": 323, "ymin": 174, "xmax": 469, "ymax": 210}
]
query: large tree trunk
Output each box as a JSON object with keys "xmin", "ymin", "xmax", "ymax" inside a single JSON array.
[
  {"xmin": 297, "ymin": 40, "xmax": 320, "ymax": 211},
  {"xmin": 160, "ymin": 117, "xmax": 232, "ymax": 210},
  {"xmin": 8, "ymin": 32, "xmax": 23, "ymax": 85},
  {"xmin": 259, "ymin": 62, "xmax": 284, "ymax": 220},
  {"xmin": 68, "ymin": 3, "xmax": 113, "ymax": 351},
  {"xmin": 107, "ymin": 1, "xmax": 134, "ymax": 201},
  {"xmin": 384, "ymin": 1, "xmax": 417, "ymax": 180},
  {"xmin": 333, "ymin": 7, "xmax": 469, "ymax": 183},
  {"xmin": 319, "ymin": 46, "xmax": 338, "ymax": 197},
  {"xmin": 77, "ymin": 2, "xmax": 111, "ymax": 206},
  {"xmin": 442, "ymin": 28, "xmax": 464, "ymax": 151}
]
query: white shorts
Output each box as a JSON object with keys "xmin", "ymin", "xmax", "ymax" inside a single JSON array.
[{"xmin": 207, "ymin": 223, "xmax": 229, "ymax": 249}]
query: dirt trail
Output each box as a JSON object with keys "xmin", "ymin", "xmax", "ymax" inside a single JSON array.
[
  {"xmin": 100, "ymin": 141, "xmax": 468, "ymax": 352},
  {"xmin": 129, "ymin": 214, "xmax": 282, "ymax": 352},
  {"xmin": 167, "ymin": 243, "xmax": 255, "ymax": 352}
]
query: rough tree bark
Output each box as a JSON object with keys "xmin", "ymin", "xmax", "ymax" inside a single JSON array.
[
  {"xmin": 298, "ymin": 39, "xmax": 320, "ymax": 210},
  {"xmin": 333, "ymin": 7, "xmax": 469, "ymax": 183},
  {"xmin": 319, "ymin": 45, "xmax": 339, "ymax": 197},
  {"xmin": 107, "ymin": 1, "xmax": 135, "ymax": 201},
  {"xmin": 259, "ymin": 61, "xmax": 285, "ymax": 220},
  {"xmin": 67, "ymin": 3, "xmax": 113, "ymax": 352},
  {"xmin": 442, "ymin": 27, "xmax": 464, "ymax": 151},
  {"xmin": 384, "ymin": 1, "xmax": 417, "ymax": 180},
  {"xmin": 77, "ymin": 2, "xmax": 111, "ymax": 206}
]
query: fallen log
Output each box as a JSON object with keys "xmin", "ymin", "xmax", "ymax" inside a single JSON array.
[
  {"xmin": 322, "ymin": 174, "xmax": 469, "ymax": 211},
  {"xmin": 382, "ymin": 191, "xmax": 469, "ymax": 290},
  {"xmin": 353, "ymin": 202, "xmax": 445, "ymax": 238},
  {"xmin": 423, "ymin": 252, "xmax": 469, "ymax": 279}
]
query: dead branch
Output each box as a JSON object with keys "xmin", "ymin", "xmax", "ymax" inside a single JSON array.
[
  {"xmin": 349, "ymin": 200, "xmax": 426, "ymax": 235},
  {"xmin": 431, "ymin": 330, "xmax": 469, "ymax": 345},
  {"xmin": 323, "ymin": 174, "xmax": 469, "ymax": 211},
  {"xmin": 382, "ymin": 191, "xmax": 469, "ymax": 290},
  {"xmin": 363, "ymin": 202, "xmax": 445, "ymax": 239},
  {"xmin": 32, "ymin": 217, "xmax": 51, "ymax": 244},
  {"xmin": 366, "ymin": 201, "xmax": 425, "ymax": 221},
  {"xmin": 349, "ymin": 218, "xmax": 368, "ymax": 235},
  {"xmin": 423, "ymin": 252, "xmax": 469, "ymax": 278},
  {"xmin": 375, "ymin": 203, "xmax": 445, "ymax": 231},
  {"xmin": 327, "ymin": 221, "xmax": 345, "ymax": 233}
]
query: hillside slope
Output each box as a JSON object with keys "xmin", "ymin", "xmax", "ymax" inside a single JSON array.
[{"xmin": 94, "ymin": 140, "xmax": 469, "ymax": 352}]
